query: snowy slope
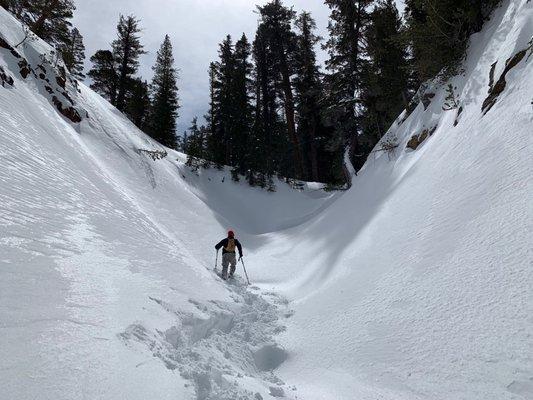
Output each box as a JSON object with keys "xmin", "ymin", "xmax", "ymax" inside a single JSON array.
[
  {"xmin": 1, "ymin": 1, "xmax": 532, "ymax": 400},
  {"xmin": 0, "ymin": 7, "xmax": 335, "ymax": 400},
  {"xmin": 249, "ymin": 1, "xmax": 533, "ymax": 399}
]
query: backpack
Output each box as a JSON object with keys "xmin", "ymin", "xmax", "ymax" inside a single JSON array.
[{"xmin": 224, "ymin": 238, "xmax": 236, "ymax": 252}]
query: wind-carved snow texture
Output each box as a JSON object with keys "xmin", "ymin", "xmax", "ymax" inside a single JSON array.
[{"xmin": 120, "ymin": 278, "xmax": 295, "ymax": 400}]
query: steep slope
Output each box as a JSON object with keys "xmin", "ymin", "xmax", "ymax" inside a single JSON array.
[
  {"xmin": 249, "ymin": 1, "xmax": 532, "ymax": 399},
  {"xmin": 1, "ymin": 1, "xmax": 531, "ymax": 400},
  {"xmin": 0, "ymin": 7, "xmax": 334, "ymax": 400}
]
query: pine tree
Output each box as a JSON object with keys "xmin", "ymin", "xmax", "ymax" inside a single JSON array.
[
  {"xmin": 87, "ymin": 50, "xmax": 117, "ymax": 105},
  {"xmin": 185, "ymin": 117, "xmax": 206, "ymax": 169},
  {"xmin": 180, "ymin": 132, "xmax": 189, "ymax": 153},
  {"xmin": 1, "ymin": 0, "xmax": 15, "ymax": 12},
  {"xmin": 60, "ymin": 27, "xmax": 85, "ymax": 79},
  {"xmin": 294, "ymin": 12, "xmax": 322, "ymax": 182},
  {"xmin": 323, "ymin": 0, "xmax": 372, "ymax": 175},
  {"xmin": 149, "ymin": 34, "xmax": 180, "ymax": 149},
  {"xmin": 230, "ymin": 34, "xmax": 253, "ymax": 178},
  {"xmin": 207, "ymin": 35, "xmax": 235, "ymax": 167},
  {"xmin": 201, "ymin": 62, "xmax": 217, "ymax": 168},
  {"xmin": 404, "ymin": 0, "xmax": 501, "ymax": 82},
  {"xmin": 112, "ymin": 15, "xmax": 145, "ymax": 112},
  {"xmin": 18, "ymin": 0, "xmax": 76, "ymax": 47},
  {"xmin": 360, "ymin": 0, "xmax": 411, "ymax": 147},
  {"xmin": 252, "ymin": 25, "xmax": 281, "ymax": 179},
  {"xmin": 256, "ymin": 0, "xmax": 305, "ymax": 180},
  {"xmin": 125, "ymin": 78, "xmax": 151, "ymax": 131}
]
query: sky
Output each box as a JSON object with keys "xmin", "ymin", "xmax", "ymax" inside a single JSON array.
[{"xmin": 73, "ymin": 0, "xmax": 332, "ymax": 134}]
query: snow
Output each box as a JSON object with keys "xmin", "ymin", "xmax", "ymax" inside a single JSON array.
[{"xmin": 1, "ymin": 1, "xmax": 532, "ymax": 399}]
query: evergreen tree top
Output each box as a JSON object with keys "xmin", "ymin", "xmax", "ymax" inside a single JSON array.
[
  {"xmin": 152, "ymin": 34, "xmax": 179, "ymax": 86},
  {"xmin": 112, "ymin": 15, "xmax": 146, "ymax": 72}
]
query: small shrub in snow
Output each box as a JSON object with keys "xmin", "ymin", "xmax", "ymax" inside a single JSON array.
[
  {"xmin": 137, "ymin": 149, "xmax": 168, "ymax": 161},
  {"xmin": 378, "ymin": 136, "xmax": 399, "ymax": 160},
  {"xmin": 185, "ymin": 155, "xmax": 202, "ymax": 172},
  {"xmin": 267, "ymin": 176, "xmax": 276, "ymax": 192},
  {"xmin": 443, "ymin": 84, "xmax": 460, "ymax": 110},
  {"xmin": 284, "ymin": 178, "xmax": 304, "ymax": 191},
  {"xmin": 231, "ymin": 168, "xmax": 240, "ymax": 182}
]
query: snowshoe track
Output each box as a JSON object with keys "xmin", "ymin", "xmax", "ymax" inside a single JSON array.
[{"xmin": 120, "ymin": 276, "xmax": 296, "ymax": 400}]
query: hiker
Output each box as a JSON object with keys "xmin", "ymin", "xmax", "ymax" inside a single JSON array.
[{"xmin": 215, "ymin": 230, "xmax": 243, "ymax": 280}]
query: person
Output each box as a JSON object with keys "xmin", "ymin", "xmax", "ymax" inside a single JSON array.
[{"xmin": 215, "ymin": 230, "xmax": 243, "ymax": 280}]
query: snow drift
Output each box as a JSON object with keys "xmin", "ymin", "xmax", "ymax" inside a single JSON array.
[{"xmin": 1, "ymin": 1, "xmax": 532, "ymax": 399}]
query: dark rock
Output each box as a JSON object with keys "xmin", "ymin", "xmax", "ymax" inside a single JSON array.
[
  {"xmin": 454, "ymin": 106, "xmax": 464, "ymax": 127},
  {"xmin": 61, "ymin": 90, "xmax": 74, "ymax": 105},
  {"xmin": 39, "ymin": 73, "xmax": 46, "ymax": 79},
  {"xmin": 58, "ymin": 66, "xmax": 66, "ymax": 80},
  {"xmin": 18, "ymin": 59, "xmax": 31, "ymax": 79},
  {"xmin": 56, "ymin": 75, "xmax": 66, "ymax": 89},
  {"xmin": 0, "ymin": 37, "xmax": 11, "ymax": 49},
  {"xmin": 488, "ymin": 62, "xmax": 497, "ymax": 92},
  {"xmin": 406, "ymin": 127, "xmax": 435, "ymax": 151},
  {"xmin": 1, "ymin": 37, "xmax": 19, "ymax": 57},
  {"xmin": 52, "ymin": 95, "xmax": 82, "ymax": 123},
  {"xmin": 0, "ymin": 66, "xmax": 14, "ymax": 87},
  {"xmin": 56, "ymin": 66, "xmax": 67, "ymax": 89},
  {"xmin": 422, "ymin": 92, "xmax": 435, "ymax": 110},
  {"xmin": 406, "ymin": 136, "xmax": 421, "ymax": 151},
  {"xmin": 419, "ymin": 129, "xmax": 429, "ymax": 143},
  {"xmin": 482, "ymin": 47, "xmax": 528, "ymax": 114},
  {"xmin": 44, "ymin": 85, "xmax": 53, "ymax": 94},
  {"xmin": 0, "ymin": 37, "xmax": 22, "ymax": 59}
]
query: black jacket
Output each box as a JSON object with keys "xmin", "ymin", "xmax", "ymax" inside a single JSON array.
[{"xmin": 215, "ymin": 238, "xmax": 243, "ymax": 257}]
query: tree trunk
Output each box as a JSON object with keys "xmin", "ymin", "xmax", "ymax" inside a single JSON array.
[
  {"xmin": 278, "ymin": 49, "xmax": 305, "ymax": 180},
  {"xmin": 116, "ymin": 35, "xmax": 131, "ymax": 111},
  {"xmin": 309, "ymin": 118, "xmax": 319, "ymax": 182},
  {"xmin": 342, "ymin": 146, "xmax": 356, "ymax": 189},
  {"xmin": 343, "ymin": 0, "xmax": 364, "ymax": 183},
  {"xmin": 257, "ymin": 39, "xmax": 272, "ymax": 174},
  {"xmin": 31, "ymin": 0, "xmax": 60, "ymax": 37}
]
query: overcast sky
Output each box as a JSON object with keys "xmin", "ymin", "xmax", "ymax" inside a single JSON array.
[{"xmin": 73, "ymin": 0, "xmax": 332, "ymax": 133}]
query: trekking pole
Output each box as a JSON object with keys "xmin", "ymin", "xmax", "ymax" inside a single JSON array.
[
  {"xmin": 214, "ymin": 250, "xmax": 219, "ymax": 270},
  {"xmin": 240, "ymin": 257, "xmax": 250, "ymax": 285}
]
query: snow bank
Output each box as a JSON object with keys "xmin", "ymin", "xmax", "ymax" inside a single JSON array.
[
  {"xmin": 249, "ymin": 1, "xmax": 532, "ymax": 399},
  {"xmin": 0, "ymin": 7, "xmax": 331, "ymax": 399}
]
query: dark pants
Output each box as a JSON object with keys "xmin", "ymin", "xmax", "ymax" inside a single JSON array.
[{"xmin": 222, "ymin": 252, "xmax": 237, "ymax": 278}]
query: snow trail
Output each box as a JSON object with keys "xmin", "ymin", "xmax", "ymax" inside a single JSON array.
[{"xmin": 120, "ymin": 273, "xmax": 296, "ymax": 400}]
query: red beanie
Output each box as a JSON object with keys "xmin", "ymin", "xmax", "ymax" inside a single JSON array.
[{"xmin": 228, "ymin": 230, "xmax": 235, "ymax": 238}]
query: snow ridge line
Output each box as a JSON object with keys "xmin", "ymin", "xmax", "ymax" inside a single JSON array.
[{"xmin": 120, "ymin": 276, "xmax": 297, "ymax": 400}]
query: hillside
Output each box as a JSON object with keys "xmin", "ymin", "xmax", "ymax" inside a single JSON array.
[{"xmin": 1, "ymin": 1, "xmax": 532, "ymax": 400}]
